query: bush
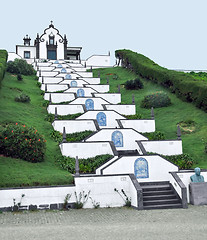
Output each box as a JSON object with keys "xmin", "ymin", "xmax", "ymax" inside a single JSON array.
[
  {"xmin": 205, "ymin": 144, "xmax": 207, "ymax": 154},
  {"xmin": 141, "ymin": 91, "xmax": 171, "ymax": 108},
  {"xmin": 44, "ymin": 113, "xmax": 82, "ymax": 123},
  {"xmin": 7, "ymin": 58, "xmax": 35, "ymax": 75},
  {"xmin": 17, "ymin": 74, "xmax": 23, "ymax": 81},
  {"xmin": 15, "ymin": 93, "xmax": 31, "ymax": 103},
  {"xmin": 124, "ymin": 77, "xmax": 143, "ymax": 90},
  {"xmin": 143, "ymin": 131, "xmax": 165, "ymax": 140},
  {"xmin": 0, "ymin": 123, "xmax": 46, "ymax": 162},
  {"xmin": 162, "ymin": 153, "xmax": 194, "ymax": 169},
  {"xmin": 57, "ymin": 155, "xmax": 112, "ymax": 173},
  {"xmin": 123, "ymin": 113, "xmax": 142, "ymax": 119}
]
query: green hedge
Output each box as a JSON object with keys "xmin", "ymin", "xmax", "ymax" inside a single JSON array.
[
  {"xmin": 115, "ymin": 49, "xmax": 207, "ymax": 112},
  {"xmin": 0, "ymin": 50, "xmax": 8, "ymax": 86}
]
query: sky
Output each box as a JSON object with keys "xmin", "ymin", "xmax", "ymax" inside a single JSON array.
[{"xmin": 1, "ymin": 0, "xmax": 207, "ymax": 69}]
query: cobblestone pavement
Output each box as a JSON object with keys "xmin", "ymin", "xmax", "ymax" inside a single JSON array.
[{"xmin": 0, "ymin": 205, "xmax": 207, "ymax": 240}]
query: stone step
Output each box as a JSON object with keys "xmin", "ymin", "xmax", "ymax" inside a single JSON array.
[
  {"xmin": 141, "ymin": 184, "xmax": 171, "ymax": 192},
  {"xmin": 144, "ymin": 203, "xmax": 183, "ymax": 210},
  {"xmin": 143, "ymin": 194, "xmax": 177, "ymax": 201},
  {"xmin": 143, "ymin": 198, "xmax": 181, "ymax": 206},
  {"xmin": 143, "ymin": 190, "xmax": 174, "ymax": 196}
]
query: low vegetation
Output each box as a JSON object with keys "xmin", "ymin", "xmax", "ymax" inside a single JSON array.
[
  {"xmin": 124, "ymin": 77, "xmax": 143, "ymax": 90},
  {"xmin": 7, "ymin": 58, "xmax": 35, "ymax": 75},
  {"xmin": 141, "ymin": 91, "xmax": 171, "ymax": 108}
]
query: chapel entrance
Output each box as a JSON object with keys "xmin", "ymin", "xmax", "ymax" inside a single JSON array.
[{"xmin": 47, "ymin": 50, "xmax": 57, "ymax": 60}]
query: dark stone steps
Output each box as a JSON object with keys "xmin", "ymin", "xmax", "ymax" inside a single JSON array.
[
  {"xmin": 143, "ymin": 194, "xmax": 177, "ymax": 201},
  {"xmin": 144, "ymin": 203, "xmax": 183, "ymax": 210}
]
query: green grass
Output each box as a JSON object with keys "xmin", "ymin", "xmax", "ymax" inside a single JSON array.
[
  {"xmin": 187, "ymin": 72, "xmax": 207, "ymax": 82},
  {"xmin": 93, "ymin": 67, "xmax": 207, "ymax": 168},
  {"xmin": 0, "ymin": 73, "xmax": 73, "ymax": 187}
]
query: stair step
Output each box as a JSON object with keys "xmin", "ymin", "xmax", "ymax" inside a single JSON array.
[
  {"xmin": 144, "ymin": 203, "xmax": 183, "ymax": 210},
  {"xmin": 140, "ymin": 181, "xmax": 170, "ymax": 186},
  {"xmin": 143, "ymin": 190, "xmax": 174, "ymax": 196},
  {"xmin": 142, "ymin": 185, "xmax": 171, "ymax": 192},
  {"xmin": 143, "ymin": 194, "xmax": 177, "ymax": 201},
  {"xmin": 143, "ymin": 198, "xmax": 181, "ymax": 206}
]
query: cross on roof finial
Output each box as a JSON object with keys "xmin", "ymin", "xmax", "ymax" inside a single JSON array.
[{"xmin": 51, "ymin": 20, "xmax": 53, "ymax": 24}]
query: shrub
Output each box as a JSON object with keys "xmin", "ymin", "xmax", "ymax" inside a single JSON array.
[
  {"xmin": 17, "ymin": 74, "xmax": 23, "ymax": 81},
  {"xmin": 123, "ymin": 113, "xmax": 142, "ymax": 119},
  {"xmin": 205, "ymin": 144, "xmax": 207, "ymax": 154},
  {"xmin": 7, "ymin": 58, "xmax": 35, "ymax": 75},
  {"xmin": 15, "ymin": 93, "xmax": 31, "ymax": 103},
  {"xmin": 143, "ymin": 131, "xmax": 165, "ymax": 140},
  {"xmin": 0, "ymin": 123, "xmax": 46, "ymax": 162},
  {"xmin": 57, "ymin": 154, "xmax": 112, "ymax": 173},
  {"xmin": 141, "ymin": 91, "xmax": 171, "ymax": 108},
  {"xmin": 161, "ymin": 153, "xmax": 194, "ymax": 169},
  {"xmin": 44, "ymin": 113, "xmax": 82, "ymax": 123},
  {"xmin": 124, "ymin": 77, "xmax": 143, "ymax": 90}
]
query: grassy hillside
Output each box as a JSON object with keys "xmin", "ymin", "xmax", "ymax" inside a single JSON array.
[
  {"xmin": 93, "ymin": 67, "xmax": 207, "ymax": 168},
  {"xmin": 0, "ymin": 72, "xmax": 73, "ymax": 187}
]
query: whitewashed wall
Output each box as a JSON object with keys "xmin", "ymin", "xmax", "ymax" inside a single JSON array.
[
  {"xmin": 75, "ymin": 72, "xmax": 93, "ymax": 78},
  {"xmin": 38, "ymin": 71, "xmax": 58, "ymax": 77},
  {"xmin": 16, "ymin": 46, "xmax": 36, "ymax": 59},
  {"xmin": 86, "ymin": 129, "xmax": 147, "ymax": 150},
  {"xmin": 85, "ymin": 55, "xmax": 111, "ymax": 67},
  {"xmin": 57, "ymin": 73, "xmax": 80, "ymax": 79},
  {"xmin": 60, "ymin": 79, "xmax": 89, "ymax": 87},
  {"xmin": 120, "ymin": 119, "xmax": 156, "ymax": 133},
  {"xmin": 104, "ymin": 104, "xmax": 136, "ymax": 115},
  {"xmin": 98, "ymin": 155, "xmax": 178, "ymax": 183},
  {"xmin": 69, "ymin": 97, "xmax": 109, "ymax": 110},
  {"xmin": 47, "ymin": 104, "xmax": 84, "ymax": 115},
  {"xmin": 85, "ymin": 84, "xmax": 110, "ymax": 93},
  {"xmin": 41, "ymin": 84, "xmax": 68, "ymax": 92},
  {"xmin": 64, "ymin": 87, "xmax": 97, "ymax": 97},
  {"xmin": 7, "ymin": 52, "xmax": 22, "ymax": 61},
  {"xmin": 81, "ymin": 78, "xmax": 100, "ymax": 84},
  {"xmin": 44, "ymin": 93, "xmax": 76, "ymax": 103},
  {"xmin": 72, "ymin": 67, "xmax": 87, "ymax": 72},
  {"xmin": 60, "ymin": 142, "xmax": 115, "ymax": 158},
  {"xmin": 140, "ymin": 140, "xmax": 183, "ymax": 156},
  {"xmin": 176, "ymin": 171, "xmax": 207, "ymax": 202},
  {"xmin": 75, "ymin": 175, "xmax": 137, "ymax": 208},
  {"xmin": 38, "ymin": 66, "xmax": 55, "ymax": 71},
  {"xmin": 52, "ymin": 120, "xmax": 98, "ymax": 133},
  {"xmin": 93, "ymin": 93, "xmax": 121, "ymax": 104},
  {"xmin": 77, "ymin": 110, "xmax": 126, "ymax": 128},
  {"xmin": 37, "ymin": 62, "xmax": 52, "ymax": 67},
  {"xmin": 39, "ymin": 77, "xmax": 63, "ymax": 84},
  {"xmin": 0, "ymin": 185, "xmax": 76, "ymax": 208}
]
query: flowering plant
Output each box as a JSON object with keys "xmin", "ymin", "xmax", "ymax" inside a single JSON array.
[{"xmin": 0, "ymin": 123, "xmax": 46, "ymax": 162}]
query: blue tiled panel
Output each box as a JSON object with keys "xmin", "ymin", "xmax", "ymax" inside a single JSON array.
[
  {"xmin": 65, "ymin": 74, "xmax": 72, "ymax": 80},
  {"xmin": 57, "ymin": 64, "xmax": 63, "ymax": 68},
  {"xmin": 96, "ymin": 112, "xmax": 106, "ymax": 126},
  {"xmin": 61, "ymin": 68, "xmax": 67, "ymax": 73},
  {"xmin": 134, "ymin": 157, "xmax": 149, "ymax": 179},
  {"xmin": 71, "ymin": 80, "xmax": 77, "ymax": 87},
  {"xmin": 85, "ymin": 99, "xmax": 94, "ymax": 110},
  {"xmin": 77, "ymin": 88, "xmax": 85, "ymax": 97},
  {"xmin": 112, "ymin": 131, "xmax": 123, "ymax": 147}
]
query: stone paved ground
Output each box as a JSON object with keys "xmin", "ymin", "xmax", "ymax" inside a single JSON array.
[{"xmin": 0, "ymin": 205, "xmax": 207, "ymax": 240}]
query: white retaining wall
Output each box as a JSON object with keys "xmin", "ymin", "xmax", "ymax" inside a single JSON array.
[
  {"xmin": 140, "ymin": 140, "xmax": 183, "ymax": 156},
  {"xmin": 98, "ymin": 155, "xmax": 178, "ymax": 183},
  {"xmin": 86, "ymin": 129, "xmax": 147, "ymax": 150},
  {"xmin": 85, "ymin": 55, "xmax": 111, "ymax": 67},
  {"xmin": 38, "ymin": 71, "xmax": 58, "ymax": 77},
  {"xmin": 77, "ymin": 111, "xmax": 126, "ymax": 128},
  {"xmin": 93, "ymin": 93, "xmax": 121, "ymax": 104},
  {"xmin": 47, "ymin": 104, "xmax": 85, "ymax": 115},
  {"xmin": 39, "ymin": 77, "xmax": 63, "ymax": 84},
  {"xmin": 81, "ymin": 78, "xmax": 100, "ymax": 84},
  {"xmin": 104, "ymin": 104, "xmax": 136, "ymax": 115},
  {"xmin": 60, "ymin": 80, "xmax": 89, "ymax": 87},
  {"xmin": 52, "ymin": 120, "xmax": 98, "ymax": 133},
  {"xmin": 75, "ymin": 175, "xmax": 137, "ymax": 208},
  {"xmin": 120, "ymin": 119, "xmax": 156, "ymax": 133},
  {"xmin": 44, "ymin": 93, "xmax": 76, "ymax": 103},
  {"xmin": 85, "ymin": 85, "xmax": 110, "ymax": 93},
  {"xmin": 69, "ymin": 97, "xmax": 109, "ymax": 110},
  {"xmin": 60, "ymin": 142, "xmax": 115, "ymax": 158},
  {"xmin": 75, "ymin": 72, "xmax": 93, "ymax": 78},
  {"xmin": 64, "ymin": 87, "xmax": 97, "ymax": 97},
  {"xmin": 41, "ymin": 84, "xmax": 68, "ymax": 92}
]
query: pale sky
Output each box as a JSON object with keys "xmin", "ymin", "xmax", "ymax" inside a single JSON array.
[{"xmin": 1, "ymin": 0, "xmax": 207, "ymax": 69}]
